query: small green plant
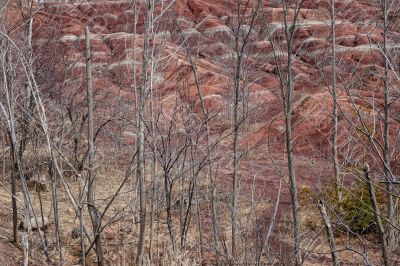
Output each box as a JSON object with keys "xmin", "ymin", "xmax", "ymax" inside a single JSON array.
[
  {"xmin": 325, "ymin": 179, "xmax": 385, "ymax": 235},
  {"xmin": 341, "ymin": 184, "xmax": 376, "ymax": 234}
]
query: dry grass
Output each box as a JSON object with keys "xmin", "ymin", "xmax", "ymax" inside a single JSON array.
[{"xmin": 0, "ymin": 160, "xmax": 386, "ymax": 265}]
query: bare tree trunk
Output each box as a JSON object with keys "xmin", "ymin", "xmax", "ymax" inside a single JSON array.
[
  {"xmin": 231, "ymin": 57, "xmax": 240, "ymax": 262},
  {"xmin": 1, "ymin": 130, "xmax": 5, "ymax": 177},
  {"xmin": 136, "ymin": 0, "xmax": 153, "ymax": 263},
  {"xmin": 0, "ymin": 5, "xmax": 15, "ymax": 243},
  {"xmin": 2, "ymin": 71, "xmax": 32, "ymax": 266},
  {"xmin": 364, "ymin": 166, "xmax": 389, "ymax": 266},
  {"xmin": 148, "ymin": 48, "xmax": 158, "ymax": 265},
  {"xmin": 380, "ymin": 0, "xmax": 394, "ymax": 254},
  {"xmin": 176, "ymin": 19, "xmax": 219, "ymax": 262},
  {"xmin": 148, "ymin": 7, "xmax": 158, "ymax": 256},
  {"xmin": 194, "ymin": 180, "xmax": 204, "ymax": 257},
  {"xmin": 38, "ymin": 189, "xmax": 49, "ymax": 252},
  {"xmin": 256, "ymin": 181, "xmax": 281, "ymax": 266},
  {"xmin": 284, "ymin": 53, "xmax": 301, "ymax": 266},
  {"xmin": 2, "ymin": 3, "xmax": 34, "ymax": 246},
  {"xmin": 10, "ymin": 142, "xmax": 18, "ymax": 243},
  {"xmin": 1, "ymin": 57, "xmax": 32, "ymax": 260},
  {"xmin": 229, "ymin": 1, "xmax": 261, "ymax": 260},
  {"xmin": 48, "ymin": 159, "xmax": 62, "ymax": 263},
  {"xmin": 164, "ymin": 172, "xmax": 176, "ymax": 249},
  {"xmin": 85, "ymin": 25, "xmax": 104, "ymax": 266},
  {"xmin": 22, "ymin": 234, "xmax": 29, "ymax": 266},
  {"xmin": 0, "ymin": 42, "xmax": 17, "ymax": 243},
  {"xmin": 318, "ymin": 199, "xmax": 339, "ymax": 266},
  {"xmin": 330, "ymin": 0, "xmax": 342, "ymax": 206},
  {"xmin": 1, "ymin": 21, "xmax": 51, "ymax": 264},
  {"xmin": 179, "ymin": 167, "xmax": 185, "ymax": 250},
  {"xmin": 18, "ymin": 16, "xmax": 33, "ymax": 169},
  {"xmin": 179, "ymin": 132, "xmax": 201, "ymax": 251},
  {"xmin": 79, "ymin": 203, "xmax": 86, "ymax": 266},
  {"xmin": 281, "ymin": 3, "xmax": 303, "ymax": 264}
]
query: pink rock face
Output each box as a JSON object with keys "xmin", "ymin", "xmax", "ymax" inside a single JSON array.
[{"xmin": 29, "ymin": 0, "xmax": 400, "ymax": 177}]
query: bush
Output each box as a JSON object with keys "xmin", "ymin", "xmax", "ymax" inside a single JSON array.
[{"xmin": 325, "ymin": 180, "xmax": 385, "ymax": 235}]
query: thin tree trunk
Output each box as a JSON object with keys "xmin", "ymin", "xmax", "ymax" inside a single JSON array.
[
  {"xmin": 231, "ymin": 63, "xmax": 240, "ymax": 261},
  {"xmin": 231, "ymin": 12, "xmax": 244, "ymax": 263},
  {"xmin": 381, "ymin": 0, "xmax": 393, "ymax": 254},
  {"xmin": 180, "ymin": 137, "xmax": 200, "ymax": 250},
  {"xmin": 85, "ymin": 25, "xmax": 104, "ymax": 266},
  {"xmin": 256, "ymin": 181, "xmax": 281, "ymax": 266},
  {"xmin": 281, "ymin": 4, "xmax": 303, "ymax": 264},
  {"xmin": 10, "ymin": 141, "xmax": 18, "ymax": 243},
  {"xmin": 318, "ymin": 199, "xmax": 339, "ymax": 266},
  {"xmin": 177, "ymin": 23, "xmax": 219, "ymax": 261},
  {"xmin": 38, "ymin": 189, "xmax": 49, "ymax": 254},
  {"xmin": 284, "ymin": 57, "xmax": 301, "ymax": 265},
  {"xmin": 148, "ymin": 50, "xmax": 158, "ymax": 265},
  {"xmin": 3, "ymin": 77, "xmax": 32, "ymax": 266},
  {"xmin": 230, "ymin": 3, "xmax": 243, "ymax": 261},
  {"xmin": 22, "ymin": 234, "xmax": 29, "ymax": 266},
  {"xmin": 194, "ymin": 180, "xmax": 204, "ymax": 257},
  {"xmin": 364, "ymin": 166, "xmax": 389, "ymax": 266},
  {"xmin": 18, "ymin": 0, "xmax": 34, "ymax": 162},
  {"xmin": 136, "ymin": 0, "xmax": 153, "ymax": 263},
  {"xmin": 228, "ymin": 1, "xmax": 261, "ymax": 260},
  {"xmin": 2, "ymin": 130, "xmax": 5, "ymax": 177},
  {"xmin": 330, "ymin": 0, "xmax": 342, "ymax": 206},
  {"xmin": 48, "ymin": 159, "xmax": 62, "ymax": 263},
  {"xmin": 148, "ymin": 6, "xmax": 158, "ymax": 256},
  {"xmin": 165, "ymin": 173, "xmax": 176, "ymax": 249},
  {"xmin": 80, "ymin": 203, "xmax": 86, "ymax": 266},
  {"xmin": 2, "ymin": 63, "xmax": 32, "ymax": 259},
  {"xmin": 179, "ymin": 167, "xmax": 185, "ymax": 250}
]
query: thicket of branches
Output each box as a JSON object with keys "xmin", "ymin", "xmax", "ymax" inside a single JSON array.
[{"xmin": 1, "ymin": 0, "xmax": 400, "ymax": 265}]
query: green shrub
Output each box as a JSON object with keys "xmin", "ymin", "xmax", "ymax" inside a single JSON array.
[{"xmin": 325, "ymin": 180, "xmax": 385, "ymax": 235}]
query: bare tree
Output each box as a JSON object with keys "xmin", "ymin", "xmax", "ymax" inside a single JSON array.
[
  {"xmin": 0, "ymin": 6, "xmax": 52, "ymax": 263},
  {"xmin": 0, "ymin": 31, "xmax": 18, "ymax": 243},
  {"xmin": 330, "ymin": 0, "xmax": 342, "ymax": 206},
  {"xmin": 227, "ymin": 0, "xmax": 261, "ymax": 261},
  {"xmin": 85, "ymin": 25, "xmax": 104, "ymax": 266},
  {"xmin": 364, "ymin": 165, "xmax": 389, "ymax": 266},
  {"xmin": 268, "ymin": 1, "xmax": 304, "ymax": 264},
  {"xmin": 318, "ymin": 199, "xmax": 339, "ymax": 266},
  {"xmin": 136, "ymin": 0, "xmax": 154, "ymax": 263},
  {"xmin": 379, "ymin": 0, "xmax": 395, "ymax": 253},
  {"xmin": 174, "ymin": 14, "xmax": 220, "ymax": 262}
]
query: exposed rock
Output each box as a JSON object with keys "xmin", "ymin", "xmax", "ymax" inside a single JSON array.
[
  {"xmin": 20, "ymin": 217, "xmax": 49, "ymax": 231},
  {"xmin": 9, "ymin": 1, "xmax": 397, "ymax": 230}
]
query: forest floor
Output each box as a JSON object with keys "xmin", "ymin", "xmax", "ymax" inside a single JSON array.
[{"xmin": 0, "ymin": 165, "xmax": 384, "ymax": 265}]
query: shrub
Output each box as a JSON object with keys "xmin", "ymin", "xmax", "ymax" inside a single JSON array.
[{"xmin": 325, "ymin": 180, "xmax": 385, "ymax": 235}]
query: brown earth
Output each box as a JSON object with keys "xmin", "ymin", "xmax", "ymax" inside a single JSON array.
[{"xmin": 0, "ymin": 240, "xmax": 42, "ymax": 265}]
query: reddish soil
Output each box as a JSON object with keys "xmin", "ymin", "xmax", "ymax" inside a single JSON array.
[{"xmin": 29, "ymin": 0, "xmax": 400, "ymax": 183}]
